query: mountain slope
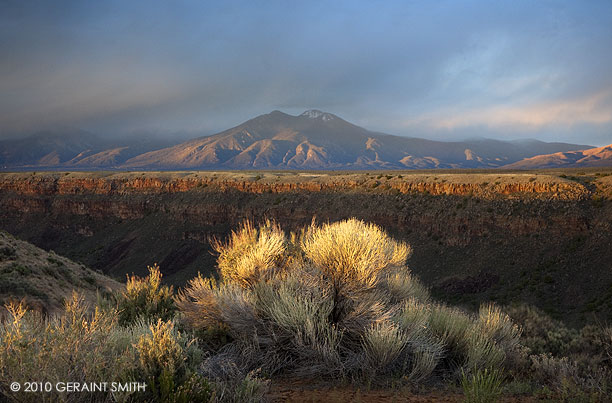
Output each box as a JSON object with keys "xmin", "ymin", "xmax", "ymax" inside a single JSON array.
[
  {"xmin": 0, "ymin": 230, "xmax": 121, "ymax": 314},
  {"xmin": 506, "ymin": 144, "xmax": 612, "ymax": 169},
  {"xmin": 123, "ymin": 110, "xmax": 592, "ymax": 170},
  {"xmin": 0, "ymin": 132, "xmax": 182, "ymax": 169}
]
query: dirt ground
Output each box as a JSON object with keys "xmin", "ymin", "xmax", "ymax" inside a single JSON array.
[{"xmin": 266, "ymin": 379, "xmax": 535, "ymax": 402}]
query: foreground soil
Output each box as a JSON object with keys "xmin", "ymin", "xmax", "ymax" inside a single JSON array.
[{"xmin": 266, "ymin": 379, "xmax": 534, "ymax": 402}]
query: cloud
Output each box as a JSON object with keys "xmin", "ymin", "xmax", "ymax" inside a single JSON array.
[
  {"xmin": 0, "ymin": 0, "xmax": 611, "ymax": 146},
  {"xmin": 405, "ymin": 90, "xmax": 612, "ymax": 130}
]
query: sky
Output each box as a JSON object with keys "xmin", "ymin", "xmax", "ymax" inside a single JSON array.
[{"xmin": 1, "ymin": 0, "xmax": 611, "ymax": 145}]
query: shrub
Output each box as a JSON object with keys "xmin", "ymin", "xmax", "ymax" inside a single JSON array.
[
  {"xmin": 205, "ymin": 365, "xmax": 269, "ymax": 403},
  {"xmin": 301, "ymin": 219, "xmax": 410, "ymax": 293},
  {"xmin": 0, "ymin": 295, "xmax": 141, "ymax": 402},
  {"xmin": 213, "ymin": 220, "xmax": 288, "ymax": 288},
  {"xmin": 461, "ymin": 368, "xmax": 504, "ymax": 403},
  {"xmin": 382, "ymin": 269, "xmax": 429, "ymax": 303},
  {"xmin": 504, "ymin": 304, "xmax": 612, "ymax": 399},
  {"xmin": 0, "ymin": 294, "xmax": 210, "ymax": 403},
  {"xmin": 177, "ymin": 219, "xmax": 521, "ymax": 386},
  {"xmin": 477, "ymin": 303, "xmax": 522, "ymax": 353},
  {"xmin": 362, "ymin": 321, "xmax": 408, "ymax": 375},
  {"xmin": 504, "ymin": 304, "xmax": 574, "ymax": 356},
  {"xmin": 392, "ymin": 298, "xmax": 443, "ymax": 382},
  {"xmin": 301, "ymin": 219, "xmax": 410, "ymax": 324},
  {"xmin": 117, "ymin": 263, "xmax": 176, "ymax": 325},
  {"xmin": 0, "ymin": 246, "xmax": 16, "ymax": 261},
  {"xmin": 529, "ymin": 353, "xmax": 578, "ymax": 387},
  {"xmin": 135, "ymin": 319, "xmax": 210, "ymax": 402},
  {"xmin": 176, "ymin": 275, "xmax": 221, "ymax": 331}
]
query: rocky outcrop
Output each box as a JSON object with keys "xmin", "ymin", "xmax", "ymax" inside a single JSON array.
[{"xmin": 0, "ymin": 172, "xmax": 590, "ymax": 200}]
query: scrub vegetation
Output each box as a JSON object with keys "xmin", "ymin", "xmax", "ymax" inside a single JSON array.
[{"xmin": 1, "ymin": 219, "xmax": 611, "ymax": 401}]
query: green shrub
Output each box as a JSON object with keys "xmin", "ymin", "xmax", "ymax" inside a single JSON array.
[
  {"xmin": 135, "ymin": 319, "xmax": 209, "ymax": 402},
  {"xmin": 505, "ymin": 305, "xmax": 612, "ymax": 399},
  {"xmin": 505, "ymin": 304, "xmax": 575, "ymax": 356},
  {"xmin": 461, "ymin": 368, "xmax": 504, "ymax": 403},
  {"xmin": 117, "ymin": 263, "xmax": 176, "ymax": 325},
  {"xmin": 0, "ymin": 294, "xmax": 210, "ymax": 403},
  {"xmin": 0, "ymin": 294, "xmax": 141, "ymax": 402}
]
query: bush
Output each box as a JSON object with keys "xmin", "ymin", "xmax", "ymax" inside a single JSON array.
[
  {"xmin": 0, "ymin": 294, "xmax": 141, "ymax": 402},
  {"xmin": 0, "ymin": 293, "xmax": 210, "ymax": 403},
  {"xmin": 362, "ymin": 321, "xmax": 408, "ymax": 375},
  {"xmin": 461, "ymin": 368, "xmax": 504, "ymax": 403},
  {"xmin": 117, "ymin": 263, "xmax": 176, "ymax": 325},
  {"xmin": 505, "ymin": 304, "xmax": 575, "ymax": 356},
  {"xmin": 506, "ymin": 304, "xmax": 612, "ymax": 399},
  {"xmin": 301, "ymin": 219, "xmax": 410, "ymax": 294},
  {"xmin": 177, "ymin": 219, "xmax": 521, "ymax": 385},
  {"xmin": 213, "ymin": 220, "xmax": 289, "ymax": 288},
  {"xmin": 135, "ymin": 319, "xmax": 210, "ymax": 402}
]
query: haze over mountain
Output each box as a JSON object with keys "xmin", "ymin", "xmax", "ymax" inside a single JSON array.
[{"xmin": 0, "ymin": 110, "xmax": 596, "ymax": 170}]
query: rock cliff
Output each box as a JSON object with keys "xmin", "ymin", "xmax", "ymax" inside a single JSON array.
[{"xmin": 1, "ymin": 171, "xmax": 611, "ymax": 324}]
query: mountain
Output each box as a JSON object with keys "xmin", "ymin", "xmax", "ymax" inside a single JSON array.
[
  {"xmin": 0, "ymin": 131, "xmax": 182, "ymax": 169},
  {"xmin": 506, "ymin": 144, "xmax": 612, "ymax": 169},
  {"xmin": 0, "ymin": 110, "xmax": 595, "ymax": 170},
  {"xmin": 0, "ymin": 130, "xmax": 102, "ymax": 168},
  {"xmin": 123, "ymin": 110, "xmax": 591, "ymax": 170}
]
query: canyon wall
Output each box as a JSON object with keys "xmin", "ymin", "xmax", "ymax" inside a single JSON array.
[{"xmin": 1, "ymin": 171, "xmax": 611, "ymax": 324}]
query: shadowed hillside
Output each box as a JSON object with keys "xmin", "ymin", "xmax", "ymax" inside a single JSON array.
[{"xmin": 0, "ymin": 230, "xmax": 120, "ymax": 315}]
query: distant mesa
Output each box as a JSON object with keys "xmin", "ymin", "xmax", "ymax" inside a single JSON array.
[{"xmin": 0, "ymin": 110, "xmax": 600, "ymax": 170}]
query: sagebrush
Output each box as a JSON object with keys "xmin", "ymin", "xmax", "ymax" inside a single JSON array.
[{"xmin": 177, "ymin": 218, "xmax": 522, "ymax": 384}]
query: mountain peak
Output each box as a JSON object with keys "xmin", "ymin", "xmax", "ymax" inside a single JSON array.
[{"xmin": 300, "ymin": 109, "xmax": 335, "ymax": 121}]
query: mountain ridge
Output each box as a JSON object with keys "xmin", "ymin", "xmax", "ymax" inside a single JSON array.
[
  {"xmin": 0, "ymin": 110, "xmax": 599, "ymax": 170},
  {"xmin": 121, "ymin": 110, "xmax": 594, "ymax": 170},
  {"xmin": 505, "ymin": 143, "xmax": 612, "ymax": 169}
]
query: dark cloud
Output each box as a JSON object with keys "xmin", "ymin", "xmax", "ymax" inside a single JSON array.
[{"xmin": 1, "ymin": 0, "xmax": 611, "ymax": 145}]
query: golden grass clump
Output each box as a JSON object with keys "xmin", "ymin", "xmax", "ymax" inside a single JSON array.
[{"xmin": 0, "ymin": 294, "xmax": 142, "ymax": 402}]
